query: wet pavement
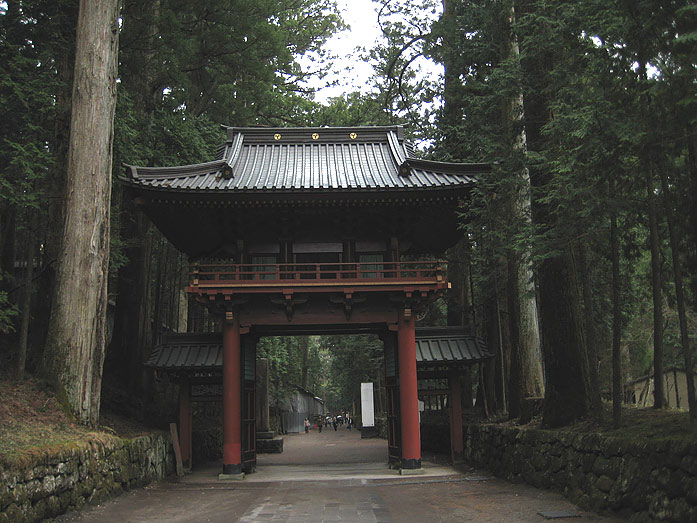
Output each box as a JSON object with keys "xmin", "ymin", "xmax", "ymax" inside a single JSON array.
[{"xmin": 54, "ymin": 427, "xmax": 621, "ymax": 522}]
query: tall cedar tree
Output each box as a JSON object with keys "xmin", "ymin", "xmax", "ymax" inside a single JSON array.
[
  {"xmin": 42, "ymin": 0, "xmax": 119, "ymax": 425},
  {"xmin": 516, "ymin": 0, "xmax": 594, "ymax": 426}
]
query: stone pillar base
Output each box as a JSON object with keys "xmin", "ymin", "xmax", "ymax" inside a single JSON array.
[
  {"xmin": 400, "ymin": 467, "xmax": 425, "ymax": 476},
  {"xmin": 218, "ymin": 472, "xmax": 246, "ymax": 481}
]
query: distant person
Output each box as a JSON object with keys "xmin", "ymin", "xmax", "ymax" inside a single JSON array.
[
  {"xmin": 332, "ymin": 417, "xmax": 338, "ymax": 431},
  {"xmin": 317, "ymin": 416, "xmax": 322, "ymax": 432},
  {"xmin": 304, "ymin": 417, "xmax": 310, "ymax": 433},
  {"xmin": 347, "ymin": 416, "xmax": 352, "ymax": 430}
]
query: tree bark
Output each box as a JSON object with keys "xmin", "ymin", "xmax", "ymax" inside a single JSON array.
[
  {"xmin": 42, "ymin": 0, "xmax": 119, "ymax": 426},
  {"xmin": 578, "ymin": 242, "xmax": 602, "ymax": 420},
  {"xmin": 517, "ymin": 0, "xmax": 592, "ymax": 427},
  {"xmin": 504, "ymin": 3, "xmax": 544, "ymax": 419},
  {"xmin": 536, "ymin": 247, "xmax": 592, "ymax": 427},
  {"xmin": 482, "ymin": 275, "xmax": 502, "ymax": 414}
]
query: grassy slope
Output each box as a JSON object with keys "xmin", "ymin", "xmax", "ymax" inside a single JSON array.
[{"xmin": 0, "ymin": 376, "xmax": 156, "ymax": 468}]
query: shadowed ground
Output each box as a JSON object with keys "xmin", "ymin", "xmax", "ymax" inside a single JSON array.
[{"xmin": 54, "ymin": 426, "xmax": 621, "ymax": 522}]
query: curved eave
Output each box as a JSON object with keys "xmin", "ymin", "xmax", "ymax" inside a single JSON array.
[
  {"xmin": 120, "ymin": 167, "xmax": 484, "ymax": 200},
  {"xmin": 119, "ymin": 181, "xmax": 477, "ymax": 208}
]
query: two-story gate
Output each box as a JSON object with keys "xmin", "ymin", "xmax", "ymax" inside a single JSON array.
[{"xmin": 122, "ymin": 125, "xmax": 490, "ymax": 476}]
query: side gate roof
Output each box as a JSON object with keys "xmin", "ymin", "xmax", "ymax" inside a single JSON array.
[{"xmin": 146, "ymin": 328, "xmax": 492, "ymax": 374}]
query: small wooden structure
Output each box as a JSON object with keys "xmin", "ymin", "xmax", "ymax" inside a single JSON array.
[
  {"xmin": 625, "ymin": 366, "xmax": 694, "ymax": 409},
  {"xmin": 124, "ymin": 125, "xmax": 489, "ymax": 476},
  {"xmin": 279, "ymin": 385, "xmax": 325, "ymax": 433}
]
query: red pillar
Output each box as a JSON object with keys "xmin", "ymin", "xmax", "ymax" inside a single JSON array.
[
  {"xmin": 179, "ymin": 378, "xmax": 192, "ymax": 470},
  {"xmin": 449, "ymin": 369, "xmax": 464, "ymax": 463},
  {"xmin": 221, "ymin": 312, "xmax": 243, "ymax": 477},
  {"xmin": 398, "ymin": 308, "xmax": 421, "ymax": 470}
]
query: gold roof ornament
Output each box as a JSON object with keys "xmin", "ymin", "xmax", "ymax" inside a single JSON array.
[
  {"xmin": 349, "ymin": 132, "xmax": 357, "ymax": 140},
  {"xmin": 312, "ymin": 133, "xmax": 320, "ymax": 140},
  {"xmin": 274, "ymin": 133, "xmax": 282, "ymax": 140}
]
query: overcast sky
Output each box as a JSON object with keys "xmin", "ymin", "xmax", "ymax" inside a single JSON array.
[
  {"xmin": 304, "ymin": 0, "xmax": 383, "ymax": 103},
  {"xmin": 304, "ymin": 0, "xmax": 443, "ymax": 107}
]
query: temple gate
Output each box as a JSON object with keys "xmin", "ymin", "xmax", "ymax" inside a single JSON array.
[{"xmin": 121, "ymin": 125, "xmax": 491, "ymax": 477}]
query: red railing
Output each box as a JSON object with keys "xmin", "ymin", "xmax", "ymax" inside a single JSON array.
[{"xmin": 188, "ymin": 261, "xmax": 446, "ymax": 289}]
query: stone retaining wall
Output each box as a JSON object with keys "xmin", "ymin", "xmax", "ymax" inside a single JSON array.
[
  {"xmin": 1, "ymin": 433, "xmax": 174, "ymax": 522},
  {"xmin": 463, "ymin": 424, "xmax": 697, "ymax": 522}
]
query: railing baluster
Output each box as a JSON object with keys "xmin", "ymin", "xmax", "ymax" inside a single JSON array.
[{"xmin": 190, "ymin": 260, "xmax": 447, "ymax": 288}]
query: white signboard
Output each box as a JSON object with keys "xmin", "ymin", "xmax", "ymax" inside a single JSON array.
[{"xmin": 361, "ymin": 382, "xmax": 375, "ymax": 427}]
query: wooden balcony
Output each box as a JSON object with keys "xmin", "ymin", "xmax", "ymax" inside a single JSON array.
[{"xmin": 187, "ymin": 261, "xmax": 448, "ymax": 296}]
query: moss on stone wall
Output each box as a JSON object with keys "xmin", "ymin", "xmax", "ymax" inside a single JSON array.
[
  {"xmin": 463, "ymin": 423, "xmax": 697, "ymax": 522},
  {"xmin": 0, "ymin": 433, "xmax": 174, "ymax": 522}
]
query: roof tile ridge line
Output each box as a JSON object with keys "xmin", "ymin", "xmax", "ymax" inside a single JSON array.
[
  {"xmin": 236, "ymin": 140, "xmax": 255, "ymax": 189},
  {"xmin": 351, "ymin": 140, "xmax": 367, "ymax": 188},
  {"xmin": 339, "ymin": 142, "xmax": 351, "ymax": 189},
  {"xmin": 259, "ymin": 140, "xmax": 271, "ymax": 188},
  {"xmin": 321, "ymin": 142, "xmax": 330, "ymax": 188},
  {"xmin": 330, "ymin": 142, "xmax": 341, "ymax": 189},
  {"xmin": 387, "ymin": 130, "xmax": 407, "ymax": 165},
  {"xmin": 225, "ymin": 132, "xmax": 245, "ymax": 179},
  {"xmin": 246, "ymin": 142, "xmax": 262, "ymax": 189},
  {"xmin": 269, "ymin": 138, "xmax": 286, "ymax": 189},
  {"xmin": 371, "ymin": 141, "xmax": 392, "ymax": 187}
]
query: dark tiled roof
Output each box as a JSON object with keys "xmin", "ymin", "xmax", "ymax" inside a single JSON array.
[
  {"xmin": 146, "ymin": 327, "xmax": 490, "ymax": 371},
  {"xmin": 122, "ymin": 126, "xmax": 488, "ymax": 194},
  {"xmin": 415, "ymin": 327, "xmax": 492, "ymax": 365},
  {"xmin": 145, "ymin": 333, "xmax": 223, "ymax": 370}
]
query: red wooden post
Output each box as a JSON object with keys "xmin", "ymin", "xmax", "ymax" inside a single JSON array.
[
  {"xmin": 221, "ymin": 311, "xmax": 244, "ymax": 478},
  {"xmin": 449, "ymin": 369, "xmax": 464, "ymax": 463},
  {"xmin": 398, "ymin": 308, "xmax": 422, "ymax": 471},
  {"xmin": 179, "ymin": 378, "xmax": 192, "ymax": 470}
]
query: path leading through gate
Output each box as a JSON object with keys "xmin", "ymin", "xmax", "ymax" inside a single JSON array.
[{"xmin": 54, "ymin": 427, "xmax": 620, "ymax": 522}]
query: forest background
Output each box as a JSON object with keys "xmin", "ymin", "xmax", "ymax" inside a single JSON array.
[{"xmin": 0, "ymin": 0, "xmax": 695, "ymax": 429}]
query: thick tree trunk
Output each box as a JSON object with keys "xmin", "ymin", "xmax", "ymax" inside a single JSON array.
[
  {"xmin": 503, "ymin": 3, "xmax": 543, "ymax": 420},
  {"xmin": 578, "ymin": 242, "xmax": 602, "ymax": 419},
  {"xmin": 536, "ymin": 248, "xmax": 592, "ymax": 427},
  {"xmin": 517, "ymin": 0, "xmax": 592, "ymax": 427},
  {"xmin": 42, "ymin": 0, "xmax": 119, "ymax": 426}
]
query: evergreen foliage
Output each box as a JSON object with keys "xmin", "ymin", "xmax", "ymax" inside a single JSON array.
[
  {"xmin": 373, "ymin": 0, "xmax": 697, "ymax": 422},
  {"xmin": 2, "ymin": 0, "xmax": 695, "ymax": 427}
]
